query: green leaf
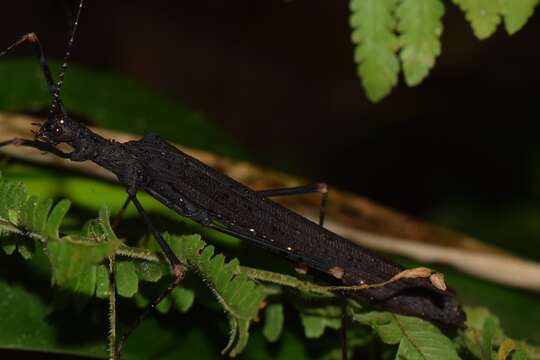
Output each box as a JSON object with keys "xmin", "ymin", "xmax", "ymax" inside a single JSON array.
[
  {"xmin": 115, "ymin": 260, "xmax": 139, "ymax": 298},
  {"xmin": 171, "ymin": 287, "xmax": 195, "ymax": 313},
  {"xmin": 95, "ymin": 264, "xmax": 111, "ymax": 299},
  {"xmin": 459, "ymin": 307, "xmax": 504, "ymax": 359},
  {"xmin": 500, "ymin": 0, "xmax": 539, "ymax": 34},
  {"xmin": 512, "ymin": 348, "xmax": 529, "ymax": 360},
  {"xmin": 350, "ymin": 0, "xmax": 400, "ymax": 102},
  {"xmin": 263, "ymin": 303, "xmax": 284, "ymax": 342},
  {"xmin": 452, "ymin": 0, "xmax": 501, "ymax": 39},
  {"xmin": 45, "ymin": 199, "xmax": 71, "ymax": 240},
  {"xmin": 300, "ymin": 312, "xmax": 341, "ymax": 339},
  {"xmin": 134, "ymin": 260, "xmax": 163, "ymax": 282},
  {"xmin": 155, "ymin": 292, "xmax": 173, "ymax": 314},
  {"xmin": 47, "ymin": 237, "xmax": 118, "ymax": 289},
  {"xmin": 483, "ymin": 316, "xmax": 498, "ymax": 360},
  {"xmin": 397, "ymin": 0, "xmax": 445, "ymax": 86},
  {"xmin": 354, "ymin": 311, "xmax": 461, "ymax": 360},
  {"xmin": 166, "ymin": 234, "xmax": 266, "ymax": 356}
]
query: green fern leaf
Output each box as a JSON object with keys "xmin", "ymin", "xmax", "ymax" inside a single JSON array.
[
  {"xmin": 0, "ymin": 179, "xmax": 26, "ymax": 223},
  {"xmin": 300, "ymin": 305, "xmax": 342, "ymax": 339},
  {"xmin": 95, "ymin": 264, "xmax": 111, "ymax": 299},
  {"xmin": 397, "ymin": 0, "xmax": 444, "ymax": 86},
  {"xmin": 115, "ymin": 260, "xmax": 139, "ymax": 298},
  {"xmin": 500, "ymin": 0, "xmax": 539, "ymax": 34},
  {"xmin": 460, "ymin": 307, "xmax": 505, "ymax": 359},
  {"xmin": 46, "ymin": 199, "xmax": 71, "ymax": 240},
  {"xmin": 166, "ymin": 233, "xmax": 266, "ymax": 356},
  {"xmin": 171, "ymin": 287, "xmax": 195, "ymax": 313},
  {"xmin": 134, "ymin": 260, "xmax": 163, "ymax": 282},
  {"xmin": 452, "ymin": 0, "xmax": 501, "ymax": 39},
  {"xmin": 354, "ymin": 311, "xmax": 461, "ymax": 360},
  {"xmin": 47, "ymin": 205, "xmax": 121, "ymax": 291},
  {"xmin": 482, "ymin": 316, "xmax": 498, "ymax": 360},
  {"xmin": 512, "ymin": 348, "xmax": 529, "ymax": 360},
  {"xmin": 350, "ymin": 0, "xmax": 400, "ymax": 102},
  {"xmin": 263, "ymin": 303, "xmax": 284, "ymax": 342}
]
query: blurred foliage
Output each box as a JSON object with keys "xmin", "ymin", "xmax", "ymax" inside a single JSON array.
[{"xmin": 350, "ymin": 0, "xmax": 539, "ymax": 101}]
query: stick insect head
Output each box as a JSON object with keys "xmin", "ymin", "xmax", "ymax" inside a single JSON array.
[{"xmin": 36, "ymin": 103, "xmax": 85, "ymax": 147}]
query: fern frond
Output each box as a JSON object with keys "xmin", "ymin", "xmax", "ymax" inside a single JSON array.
[
  {"xmin": 165, "ymin": 234, "xmax": 266, "ymax": 356},
  {"xmin": 500, "ymin": 0, "xmax": 539, "ymax": 34},
  {"xmin": 452, "ymin": 0, "xmax": 501, "ymax": 39},
  {"xmin": 397, "ymin": 0, "xmax": 445, "ymax": 86},
  {"xmin": 350, "ymin": 0, "xmax": 400, "ymax": 102}
]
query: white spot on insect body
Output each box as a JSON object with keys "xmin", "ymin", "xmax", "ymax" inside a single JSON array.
[{"xmin": 286, "ymin": 246, "xmax": 292, "ymax": 251}]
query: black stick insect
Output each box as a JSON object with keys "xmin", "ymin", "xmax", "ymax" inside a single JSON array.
[{"xmin": 0, "ymin": 0, "xmax": 465, "ymax": 357}]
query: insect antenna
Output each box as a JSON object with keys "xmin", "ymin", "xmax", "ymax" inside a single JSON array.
[{"xmin": 49, "ymin": 0, "xmax": 84, "ymax": 116}]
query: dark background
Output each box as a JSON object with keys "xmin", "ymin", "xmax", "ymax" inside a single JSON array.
[{"xmin": 1, "ymin": 0, "xmax": 539, "ymax": 218}]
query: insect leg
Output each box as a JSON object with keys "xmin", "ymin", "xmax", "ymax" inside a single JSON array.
[
  {"xmin": 117, "ymin": 195, "xmax": 187, "ymax": 357},
  {"xmin": 112, "ymin": 196, "xmax": 131, "ymax": 230},
  {"xmin": 0, "ymin": 138, "xmax": 71, "ymax": 158},
  {"xmin": 257, "ymin": 182, "xmax": 328, "ymax": 226}
]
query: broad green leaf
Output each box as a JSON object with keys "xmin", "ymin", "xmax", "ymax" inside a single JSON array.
[
  {"xmin": 115, "ymin": 260, "xmax": 139, "ymax": 298},
  {"xmin": 397, "ymin": 0, "xmax": 445, "ymax": 86},
  {"xmin": 350, "ymin": 0, "xmax": 400, "ymax": 102},
  {"xmin": 354, "ymin": 312, "xmax": 461, "ymax": 360},
  {"xmin": 263, "ymin": 303, "xmax": 284, "ymax": 342},
  {"xmin": 452, "ymin": 0, "xmax": 501, "ymax": 39},
  {"xmin": 500, "ymin": 0, "xmax": 539, "ymax": 34}
]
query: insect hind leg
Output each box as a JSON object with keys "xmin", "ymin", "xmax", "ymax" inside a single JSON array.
[
  {"xmin": 116, "ymin": 195, "xmax": 187, "ymax": 357},
  {"xmin": 256, "ymin": 182, "xmax": 328, "ymax": 226}
]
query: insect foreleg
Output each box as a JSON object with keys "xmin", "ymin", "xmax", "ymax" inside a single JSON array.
[
  {"xmin": 257, "ymin": 182, "xmax": 328, "ymax": 226},
  {"xmin": 0, "ymin": 33, "xmax": 66, "ymax": 112},
  {"xmin": 0, "ymin": 138, "xmax": 71, "ymax": 158}
]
